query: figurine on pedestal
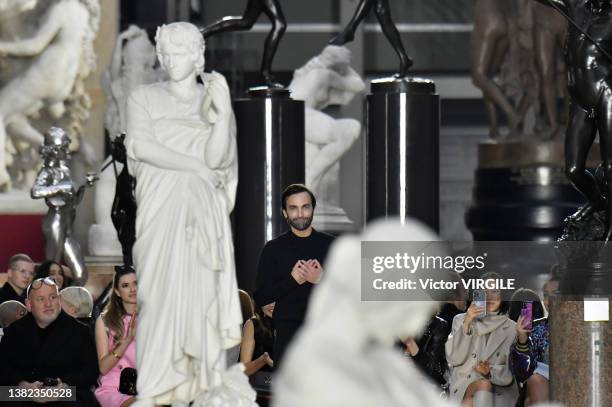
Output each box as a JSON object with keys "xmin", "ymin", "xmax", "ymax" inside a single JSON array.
[
  {"xmin": 330, "ymin": 0, "xmax": 412, "ymax": 77},
  {"xmin": 289, "ymin": 45, "xmax": 365, "ymax": 226},
  {"xmin": 30, "ymin": 127, "xmax": 98, "ymax": 286},
  {"xmin": 0, "ymin": 0, "xmax": 100, "ymax": 191},
  {"xmin": 201, "ymin": 0, "xmax": 286, "ymax": 88},
  {"xmin": 125, "ymin": 22, "xmax": 251, "ymax": 406}
]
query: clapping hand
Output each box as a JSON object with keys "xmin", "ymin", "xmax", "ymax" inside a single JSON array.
[{"xmin": 299, "ymin": 259, "xmax": 324, "ymax": 284}]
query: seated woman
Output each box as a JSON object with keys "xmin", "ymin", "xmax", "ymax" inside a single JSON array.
[
  {"xmin": 445, "ymin": 273, "xmax": 518, "ymax": 407},
  {"xmin": 35, "ymin": 260, "xmax": 66, "ymax": 290},
  {"xmin": 508, "ymin": 288, "xmax": 549, "ymax": 406},
  {"xmin": 94, "ymin": 267, "xmax": 137, "ymax": 407},
  {"xmin": 240, "ymin": 301, "xmax": 275, "ymax": 376}
]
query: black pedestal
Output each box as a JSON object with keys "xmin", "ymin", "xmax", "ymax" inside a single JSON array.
[
  {"xmin": 466, "ymin": 141, "xmax": 597, "ymax": 241},
  {"xmin": 233, "ymin": 88, "xmax": 305, "ymax": 293},
  {"xmin": 366, "ymin": 78, "xmax": 440, "ymax": 230}
]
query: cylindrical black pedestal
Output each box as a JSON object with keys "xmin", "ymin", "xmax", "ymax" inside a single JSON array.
[
  {"xmin": 466, "ymin": 141, "xmax": 599, "ymax": 241},
  {"xmin": 366, "ymin": 78, "xmax": 440, "ymax": 230},
  {"xmin": 233, "ymin": 89, "xmax": 305, "ymax": 293}
]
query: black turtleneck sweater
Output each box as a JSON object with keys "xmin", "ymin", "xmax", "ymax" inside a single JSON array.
[{"xmin": 254, "ymin": 229, "xmax": 334, "ymax": 323}]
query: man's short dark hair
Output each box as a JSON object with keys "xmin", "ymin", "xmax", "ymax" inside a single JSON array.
[
  {"xmin": 281, "ymin": 184, "xmax": 316, "ymax": 210},
  {"xmin": 8, "ymin": 253, "xmax": 33, "ymax": 270}
]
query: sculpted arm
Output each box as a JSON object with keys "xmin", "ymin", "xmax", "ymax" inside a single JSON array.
[
  {"xmin": 126, "ymin": 90, "xmax": 203, "ymax": 173},
  {"xmin": 204, "ymin": 73, "xmax": 235, "ymax": 169},
  {"xmin": 0, "ymin": 6, "xmax": 62, "ymax": 56},
  {"xmin": 30, "ymin": 169, "xmax": 73, "ymax": 199}
]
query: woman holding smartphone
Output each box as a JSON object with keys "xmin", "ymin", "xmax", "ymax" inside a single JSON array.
[
  {"xmin": 94, "ymin": 267, "xmax": 138, "ymax": 407},
  {"xmin": 508, "ymin": 288, "xmax": 550, "ymax": 405},
  {"xmin": 445, "ymin": 273, "xmax": 518, "ymax": 407}
]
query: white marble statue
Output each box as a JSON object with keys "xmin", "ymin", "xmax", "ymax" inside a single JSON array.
[
  {"xmin": 289, "ymin": 45, "xmax": 365, "ymax": 218},
  {"xmin": 125, "ymin": 22, "xmax": 249, "ymax": 406},
  {"xmin": 273, "ymin": 219, "xmax": 454, "ymax": 407},
  {"xmin": 0, "ymin": 0, "xmax": 100, "ymax": 191},
  {"xmin": 89, "ymin": 25, "xmax": 163, "ymax": 257}
]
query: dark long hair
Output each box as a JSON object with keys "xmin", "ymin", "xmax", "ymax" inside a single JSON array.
[
  {"xmin": 102, "ymin": 267, "xmax": 135, "ymax": 342},
  {"xmin": 509, "ymin": 288, "xmax": 545, "ymax": 322},
  {"xmin": 35, "ymin": 261, "xmax": 65, "ymax": 289}
]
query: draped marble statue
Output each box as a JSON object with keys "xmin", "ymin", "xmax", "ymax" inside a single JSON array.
[
  {"xmin": 125, "ymin": 23, "xmax": 251, "ymax": 406},
  {"xmin": 0, "ymin": 0, "xmax": 100, "ymax": 191}
]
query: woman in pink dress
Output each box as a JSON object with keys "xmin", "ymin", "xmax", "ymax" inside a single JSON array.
[{"xmin": 94, "ymin": 267, "xmax": 138, "ymax": 407}]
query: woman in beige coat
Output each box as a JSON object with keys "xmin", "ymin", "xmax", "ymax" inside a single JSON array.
[{"xmin": 445, "ymin": 283, "xmax": 518, "ymax": 407}]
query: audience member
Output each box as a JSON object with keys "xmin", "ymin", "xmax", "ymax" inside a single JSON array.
[
  {"xmin": 61, "ymin": 286, "xmax": 95, "ymax": 337},
  {"xmin": 403, "ymin": 280, "xmax": 466, "ymax": 388},
  {"xmin": 0, "ymin": 277, "xmax": 99, "ymax": 405},
  {"xmin": 509, "ymin": 288, "xmax": 550, "ymax": 406},
  {"xmin": 0, "ymin": 300, "xmax": 28, "ymax": 341},
  {"xmin": 445, "ymin": 273, "xmax": 518, "ymax": 407},
  {"xmin": 254, "ymin": 184, "xmax": 334, "ymax": 368},
  {"xmin": 94, "ymin": 267, "xmax": 137, "ymax": 407},
  {"xmin": 241, "ymin": 302, "xmax": 275, "ymax": 376},
  {"xmin": 0, "ymin": 254, "xmax": 35, "ymax": 304},
  {"xmin": 36, "ymin": 260, "xmax": 66, "ymax": 290}
]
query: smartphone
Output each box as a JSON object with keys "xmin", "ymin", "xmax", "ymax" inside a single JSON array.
[
  {"xmin": 473, "ymin": 290, "xmax": 487, "ymax": 319},
  {"xmin": 520, "ymin": 302, "xmax": 533, "ymax": 330}
]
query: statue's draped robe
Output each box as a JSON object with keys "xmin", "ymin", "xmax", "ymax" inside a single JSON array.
[{"xmin": 126, "ymin": 82, "xmax": 242, "ymax": 404}]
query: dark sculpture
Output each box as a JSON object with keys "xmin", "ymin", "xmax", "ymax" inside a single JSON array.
[
  {"xmin": 107, "ymin": 133, "xmax": 137, "ymax": 267},
  {"xmin": 536, "ymin": 0, "xmax": 612, "ymax": 240},
  {"xmin": 200, "ymin": 0, "xmax": 286, "ymax": 88},
  {"xmin": 330, "ymin": 0, "xmax": 413, "ymax": 77}
]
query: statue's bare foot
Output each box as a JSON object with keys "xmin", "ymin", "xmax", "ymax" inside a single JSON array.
[
  {"xmin": 262, "ymin": 72, "xmax": 285, "ymax": 89},
  {"xmin": 329, "ymin": 32, "xmax": 353, "ymax": 46},
  {"xmin": 395, "ymin": 58, "xmax": 414, "ymax": 78}
]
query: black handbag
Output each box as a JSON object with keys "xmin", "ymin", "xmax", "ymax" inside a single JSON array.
[{"xmin": 118, "ymin": 367, "xmax": 137, "ymax": 395}]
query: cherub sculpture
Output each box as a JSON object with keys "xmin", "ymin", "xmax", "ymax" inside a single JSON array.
[
  {"xmin": 31, "ymin": 127, "xmax": 98, "ymax": 286},
  {"xmin": 0, "ymin": 0, "xmax": 100, "ymax": 191}
]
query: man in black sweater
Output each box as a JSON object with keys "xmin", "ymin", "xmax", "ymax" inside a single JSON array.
[
  {"xmin": 0, "ymin": 277, "xmax": 99, "ymax": 406},
  {"xmin": 254, "ymin": 184, "xmax": 334, "ymax": 369}
]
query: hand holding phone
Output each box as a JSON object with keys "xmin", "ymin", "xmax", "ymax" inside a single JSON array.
[
  {"xmin": 473, "ymin": 290, "xmax": 487, "ymax": 319},
  {"xmin": 520, "ymin": 302, "xmax": 533, "ymax": 330}
]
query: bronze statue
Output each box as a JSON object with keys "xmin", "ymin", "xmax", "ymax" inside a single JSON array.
[
  {"xmin": 109, "ymin": 133, "xmax": 136, "ymax": 267},
  {"xmin": 534, "ymin": 0, "xmax": 612, "ymax": 240},
  {"xmin": 30, "ymin": 127, "xmax": 98, "ymax": 285},
  {"xmin": 330, "ymin": 0, "xmax": 412, "ymax": 77},
  {"xmin": 471, "ymin": 0, "xmax": 567, "ymax": 139},
  {"xmin": 201, "ymin": 0, "xmax": 286, "ymax": 87}
]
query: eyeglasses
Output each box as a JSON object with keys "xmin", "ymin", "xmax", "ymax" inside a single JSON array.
[{"xmin": 26, "ymin": 277, "xmax": 57, "ymax": 298}]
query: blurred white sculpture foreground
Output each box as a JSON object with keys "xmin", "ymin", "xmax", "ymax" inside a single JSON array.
[
  {"xmin": 273, "ymin": 219, "xmax": 454, "ymax": 407},
  {"xmin": 126, "ymin": 22, "xmax": 247, "ymax": 406},
  {"xmin": 0, "ymin": 0, "xmax": 100, "ymax": 191}
]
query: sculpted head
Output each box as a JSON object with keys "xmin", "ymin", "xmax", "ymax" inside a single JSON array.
[
  {"xmin": 124, "ymin": 28, "xmax": 157, "ymax": 71},
  {"xmin": 40, "ymin": 127, "xmax": 71, "ymax": 161},
  {"xmin": 155, "ymin": 22, "xmax": 205, "ymax": 81}
]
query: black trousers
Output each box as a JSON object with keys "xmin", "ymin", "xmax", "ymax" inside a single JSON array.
[{"xmin": 273, "ymin": 320, "xmax": 302, "ymax": 369}]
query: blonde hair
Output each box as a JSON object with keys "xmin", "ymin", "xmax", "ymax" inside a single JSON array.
[{"xmin": 60, "ymin": 286, "xmax": 93, "ymax": 318}]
